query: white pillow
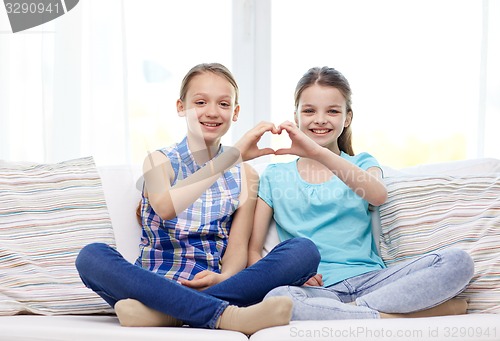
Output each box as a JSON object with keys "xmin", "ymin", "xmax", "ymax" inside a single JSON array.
[
  {"xmin": 379, "ymin": 173, "xmax": 500, "ymax": 313},
  {"xmin": 0, "ymin": 157, "xmax": 115, "ymax": 315},
  {"xmin": 98, "ymin": 165, "xmax": 142, "ymax": 263}
]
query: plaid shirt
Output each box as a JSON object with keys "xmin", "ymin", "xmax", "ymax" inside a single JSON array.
[{"xmin": 135, "ymin": 137, "xmax": 241, "ymax": 282}]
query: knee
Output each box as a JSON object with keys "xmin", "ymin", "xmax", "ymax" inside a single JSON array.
[
  {"xmin": 264, "ymin": 286, "xmax": 292, "ymax": 300},
  {"xmin": 75, "ymin": 242, "xmax": 110, "ymax": 275},
  {"xmin": 442, "ymin": 248, "xmax": 475, "ymax": 286},
  {"xmin": 286, "ymin": 238, "xmax": 320, "ymax": 268},
  {"xmin": 265, "ymin": 285, "xmax": 312, "ymax": 302},
  {"xmin": 453, "ymin": 249, "xmax": 475, "ymax": 281}
]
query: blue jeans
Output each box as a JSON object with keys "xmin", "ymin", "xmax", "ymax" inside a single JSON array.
[
  {"xmin": 265, "ymin": 248, "xmax": 474, "ymax": 320},
  {"xmin": 75, "ymin": 237, "xmax": 319, "ymax": 329}
]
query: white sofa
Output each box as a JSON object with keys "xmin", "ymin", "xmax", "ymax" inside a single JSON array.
[{"xmin": 1, "ymin": 158, "xmax": 499, "ymax": 341}]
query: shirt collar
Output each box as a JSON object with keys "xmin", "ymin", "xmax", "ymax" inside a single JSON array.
[{"xmin": 178, "ymin": 136, "xmax": 223, "ymax": 171}]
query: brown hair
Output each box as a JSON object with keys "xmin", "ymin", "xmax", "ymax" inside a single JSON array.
[
  {"xmin": 294, "ymin": 66, "xmax": 354, "ymax": 156},
  {"xmin": 179, "ymin": 63, "xmax": 239, "ymax": 105}
]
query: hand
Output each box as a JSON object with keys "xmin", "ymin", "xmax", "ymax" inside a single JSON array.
[
  {"xmin": 275, "ymin": 121, "xmax": 323, "ymax": 158},
  {"xmin": 180, "ymin": 270, "xmax": 226, "ymax": 291},
  {"xmin": 303, "ymin": 273, "xmax": 324, "ymax": 287},
  {"xmin": 234, "ymin": 121, "xmax": 278, "ymax": 161}
]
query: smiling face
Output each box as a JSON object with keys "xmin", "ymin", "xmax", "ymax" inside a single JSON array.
[
  {"xmin": 177, "ymin": 71, "xmax": 240, "ymax": 148},
  {"xmin": 295, "ymin": 84, "xmax": 352, "ymax": 155}
]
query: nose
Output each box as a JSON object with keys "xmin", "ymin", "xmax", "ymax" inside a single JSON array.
[
  {"xmin": 314, "ymin": 113, "xmax": 327, "ymax": 125},
  {"xmin": 205, "ymin": 103, "xmax": 220, "ymax": 118}
]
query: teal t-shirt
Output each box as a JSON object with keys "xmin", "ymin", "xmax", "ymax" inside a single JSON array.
[{"xmin": 258, "ymin": 152, "xmax": 386, "ymax": 287}]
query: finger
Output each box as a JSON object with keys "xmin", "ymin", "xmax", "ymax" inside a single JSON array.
[
  {"xmin": 274, "ymin": 148, "xmax": 293, "ymax": 156},
  {"xmin": 182, "ymin": 278, "xmax": 207, "ymax": 289},
  {"xmin": 278, "ymin": 120, "xmax": 294, "ymax": 129},
  {"xmin": 255, "ymin": 122, "xmax": 278, "ymax": 136},
  {"xmin": 313, "ymin": 274, "xmax": 324, "ymax": 286},
  {"xmin": 284, "ymin": 125, "xmax": 300, "ymax": 136},
  {"xmin": 194, "ymin": 270, "xmax": 210, "ymax": 278},
  {"xmin": 303, "ymin": 278, "xmax": 318, "ymax": 287},
  {"xmin": 310, "ymin": 279, "xmax": 321, "ymax": 287},
  {"xmin": 258, "ymin": 120, "xmax": 278, "ymax": 130},
  {"xmin": 310, "ymin": 277, "xmax": 321, "ymax": 285},
  {"xmin": 277, "ymin": 125, "xmax": 292, "ymax": 136},
  {"xmin": 180, "ymin": 272, "xmax": 208, "ymax": 285},
  {"xmin": 255, "ymin": 147, "xmax": 276, "ymax": 157},
  {"xmin": 179, "ymin": 279, "xmax": 190, "ymax": 286},
  {"xmin": 269, "ymin": 123, "xmax": 280, "ymax": 134}
]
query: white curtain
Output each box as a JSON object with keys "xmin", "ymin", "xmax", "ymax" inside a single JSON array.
[
  {"xmin": 0, "ymin": 0, "xmax": 128, "ymax": 165},
  {"xmin": 1, "ymin": 0, "xmax": 497, "ymax": 166},
  {"xmin": 0, "ymin": 0, "xmax": 233, "ymax": 166}
]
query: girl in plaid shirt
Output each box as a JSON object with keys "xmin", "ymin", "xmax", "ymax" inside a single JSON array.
[{"xmin": 76, "ymin": 63, "xmax": 320, "ymax": 335}]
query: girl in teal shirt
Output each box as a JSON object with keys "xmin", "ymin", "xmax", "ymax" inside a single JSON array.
[{"xmin": 249, "ymin": 66, "xmax": 474, "ymax": 319}]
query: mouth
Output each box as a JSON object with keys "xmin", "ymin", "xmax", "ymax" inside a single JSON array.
[
  {"xmin": 201, "ymin": 122, "xmax": 222, "ymax": 128},
  {"xmin": 310, "ymin": 129, "xmax": 332, "ymax": 135}
]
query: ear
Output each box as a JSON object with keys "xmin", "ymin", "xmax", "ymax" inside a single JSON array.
[
  {"xmin": 177, "ymin": 99, "xmax": 185, "ymax": 117},
  {"xmin": 294, "ymin": 111, "xmax": 299, "ymax": 125},
  {"xmin": 232, "ymin": 104, "xmax": 240, "ymax": 122},
  {"xmin": 344, "ymin": 110, "xmax": 353, "ymax": 128}
]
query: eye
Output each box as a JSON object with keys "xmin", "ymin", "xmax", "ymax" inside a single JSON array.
[
  {"xmin": 302, "ymin": 108, "xmax": 314, "ymax": 115},
  {"xmin": 328, "ymin": 109, "xmax": 340, "ymax": 115},
  {"xmin": 219, "ymin": 101, "xmax": 231, "ymax": 108},
  {"xmin": 195, "ymin": 100, "xmax": 206, "ymax": 106}
]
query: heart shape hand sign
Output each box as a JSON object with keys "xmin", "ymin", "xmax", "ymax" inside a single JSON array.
[{"xmin": 234, "ymin": 120, "xmax": 323, "ymax": 161}]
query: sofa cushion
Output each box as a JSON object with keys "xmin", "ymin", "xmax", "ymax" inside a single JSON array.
[
  {"xmin": 0, "ymin": 315, "xmax": 249, "ymax": 341},
  {"xmin": 0, "ymin": 156, "xmax": 114, "ymax": 315},
  {"xmin": 379, "ymin": 173, "xmax": 500, "ymax": 313},
  {"xmin": 250, "ymin": 314, "xmax": 500, "ymax": 341}
]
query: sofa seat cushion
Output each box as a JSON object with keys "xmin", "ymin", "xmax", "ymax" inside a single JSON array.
[
  {"xmin": 0, "ymin": 315, "xmax": 248, "ymax": 341},
  {"xmin": 249, "ymin": 314, "xmax": 500, "ymax": 341}
]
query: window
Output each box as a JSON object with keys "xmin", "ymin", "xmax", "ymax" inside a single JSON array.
[
  {"xmin": 1, "ymin": 0, "xmax": 498, "ymax": 167},
  {"xmin": 0, "ymin": 0, "xmax": 232, "ymax": 165},
  {"xmin": 124, "ymin": 0, "xmax": 232, "ymax": 164},
  {"xmin": 269, "ymin": 0, "xmax": 498, "ymax": 168}
]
